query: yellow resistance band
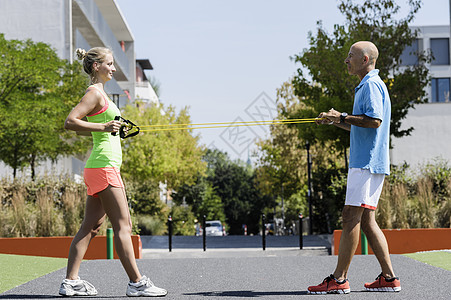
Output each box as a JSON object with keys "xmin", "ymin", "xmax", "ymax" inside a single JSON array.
[{"xmin": 138, "ymin": 118, "xmax": 321, "ymax": 133}]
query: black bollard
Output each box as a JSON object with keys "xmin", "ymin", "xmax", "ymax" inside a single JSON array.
[
  {"xmin": 202, "ymin": 215, "xmax": 206, "ymax": 251},
  {"xmin": 168, "ymin": 215, "xmax": 173, "ymax": 252},
  {"xmin": 262, "ymin": 214, "xmax": 266, "ymax": 251},
  {"xmin": 299, "ymin": 213, "xmax": 303, "ymax": 249}
]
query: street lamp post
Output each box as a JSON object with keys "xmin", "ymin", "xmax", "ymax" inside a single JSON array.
[{"xmin": 306, "ymin": 141, "xmax": 313, "ymax": 235}]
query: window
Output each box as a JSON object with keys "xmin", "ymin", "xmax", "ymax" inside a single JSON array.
[
  {"xmin": 400, "ymin": 39, "xmax": 420, "ymax": 65},
  {"xmin": 431, "ymin": 78, "xmax": 450, "ymax": 102},
  {"xmin": 430, "ymin": 38, "xmax": 450, "ymax": 65}
]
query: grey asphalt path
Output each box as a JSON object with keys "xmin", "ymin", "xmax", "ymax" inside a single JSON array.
[{"xmin": 1, "ymin": 254, "xmax": 451, "ymax": 299}]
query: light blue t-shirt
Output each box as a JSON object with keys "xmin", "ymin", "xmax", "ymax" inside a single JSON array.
[{"xmin": 349, "ymin": 69, "xmax": 391, "ymax": 175}]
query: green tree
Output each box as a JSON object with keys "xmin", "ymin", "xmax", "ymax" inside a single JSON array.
[
  {"xmin": 174, "ymin": 149, "xmax": 270, "ymax": 235},
  {"xmin": 256, "ymin": 82, "xmax": 309, "ymax": 221},
  {"xmin": 172, "ymin": 176, "xmax": 226, "ymax": 223},
  {"xmin": 289, "ymin": 0, "xmax": 430, "ymax": 152},
  {"xmin": 126, "ymin": 180, "xmax": 168, "ymax": 218},
  {"xmin": 203, "ymin": 149, "xmax": 271, "ymax": 235},
  {"xmin": 0, "ymin": 34, "xmax": 88, "ymax": 179},
  {"xmin": 263, "ymin": 0, "xmax": 430, "ymax": 233},
  {"xmin": 170, "ymin": 205, "xmax": 196, "ymax": 235},
  {"xmin": 256, "ymin": 82, "xmax": 346, "ymax": 233},
  {"xmin": 121, "ymin": 102, "xmax": 206, "ymax": 190}
]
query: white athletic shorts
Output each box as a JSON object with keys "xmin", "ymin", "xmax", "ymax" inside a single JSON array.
[{"xmin": 345, "ymin": 168, "xmax": 385, "ymax": 210}]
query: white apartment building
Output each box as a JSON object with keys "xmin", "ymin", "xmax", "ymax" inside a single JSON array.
[
  {"xmin": 391, "ymin": 25, "xmax": 451, "ymax": 169},
  {"xmin": 0, "ymin": 0, "xmax": 159, "ymax": 179},
  {"xmin": 136, "ymin": 59, "xmax": 160, "ymax": 104}
]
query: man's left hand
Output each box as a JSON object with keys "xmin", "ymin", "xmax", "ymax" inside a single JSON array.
[{"xmin": 317, "ymin": 108, "xmax": 341, "ymax": 124}]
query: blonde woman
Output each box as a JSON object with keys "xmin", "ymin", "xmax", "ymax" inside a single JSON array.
[{"xmin": 61, "ymin": 47, "xmax": 167, "ymax": 297}]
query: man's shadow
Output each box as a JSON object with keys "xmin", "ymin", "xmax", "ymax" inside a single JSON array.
[{"xmin": 184, "ymin": 290, "xmax": 309, "ymax": 297}]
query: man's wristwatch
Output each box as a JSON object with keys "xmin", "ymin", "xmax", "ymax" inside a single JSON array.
[{"xmin": 340, "ymin": 112, "xmax": 348, "ymax": 124}]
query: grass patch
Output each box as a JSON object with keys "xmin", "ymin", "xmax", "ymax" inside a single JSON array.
[
  {"xmin": 404, "ymin": 251, "xmax": 451, "ymax": 271},
  {"xmin": 0, "ymin": 254, "xmax": 67, "ymax": 293}
]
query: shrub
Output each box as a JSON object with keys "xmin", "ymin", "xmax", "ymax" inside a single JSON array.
[
  {"xmin": 126, "ymin": 180, "xmax": 168, "ymax": 219},
  {"xmin": 377, "ymin": 160, "xmax": 451, "ymax": 229},
  {"xmin": 0, "ymin": 177, "xmax": 83, "ymax": 237},
  {"xmin": 36, "ymin": 187, "xmax": 65, "ymax": 237},
  {"xmin": 136, "ymin": 215, "xmax": 167, "ymax": 235},
  {"xmin": 170, "ymin": 206, "xmax": 196, "ymax": 236},
  {"xmin": 0, "ymin": 176, "xmax": 168, "ymax": 237}
]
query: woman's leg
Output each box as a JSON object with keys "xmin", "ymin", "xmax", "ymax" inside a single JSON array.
[
  {"xmin": 66, "ymin": 196, "xmax": 106, "ymax": 280},
  {"xmin": 98, "ymin": 185, "xmax": 142, "ymax": 282}
]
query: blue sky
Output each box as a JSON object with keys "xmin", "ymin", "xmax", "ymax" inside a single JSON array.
[{"xmin": 116, "ymin": 0, "xmax": 449, "ymax": 161}]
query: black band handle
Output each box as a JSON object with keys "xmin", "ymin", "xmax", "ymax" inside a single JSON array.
[
  {"xmin": 111, "ymin": 116, "xmax": 121, "ymax": 136},
  {"xmin": 111, "ymin": 116, "xmax": 139, "ymax": 139}
]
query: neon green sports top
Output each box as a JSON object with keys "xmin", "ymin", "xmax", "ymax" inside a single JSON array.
[{"xmin": 85, "ymin": 85, "xmax": 122, "ymax": 169}]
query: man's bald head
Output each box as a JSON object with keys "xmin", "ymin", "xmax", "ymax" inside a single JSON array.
[
  {"xmin": 344, "ymin": 41, "xmax": 379, "ymax": 80},
  {"xmin": 352, "ymin": 41, "xmax": 379, "ymax": 66}
]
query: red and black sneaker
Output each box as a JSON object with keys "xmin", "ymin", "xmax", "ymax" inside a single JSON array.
[
  {"xmin": 307, "ymin": 274, "xmax": 351, "ymax": 294},
  {"xmin": 364, "ymin": 273, "xmax": 401, "ymax": 292}
]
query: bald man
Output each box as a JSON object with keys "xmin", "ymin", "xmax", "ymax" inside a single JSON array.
[{"xmin": 308, "ymin": 41, "xmax": 401, "ymax": 294}]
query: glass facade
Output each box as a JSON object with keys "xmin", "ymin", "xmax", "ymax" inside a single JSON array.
[
  {"xmin": 400, "ymin": 39, "xmax": 419, "ymax": 65},
  {"xmin": 431, "ymin": 78, "xmax": 450, "ymax": 102},
  {"xmin": 430, "ymin": 38, "xmax": 450, "ymax": 65}
]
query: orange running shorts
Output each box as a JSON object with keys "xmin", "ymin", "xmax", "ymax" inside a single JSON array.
[{"xmin": 83, "ymin": 167, "xmax": 124, "ymax": 197}]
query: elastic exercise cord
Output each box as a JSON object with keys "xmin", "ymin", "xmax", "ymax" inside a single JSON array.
[{"xmin": 138, "ymin": 118, "xmax": 321, "ymax": 133}]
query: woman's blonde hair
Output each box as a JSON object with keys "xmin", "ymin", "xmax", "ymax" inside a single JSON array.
[{"xmin": 75, "ymin": 47, "xmax": 113, "ymax": 78}]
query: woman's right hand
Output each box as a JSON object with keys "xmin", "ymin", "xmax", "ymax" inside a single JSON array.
[{"xmin": 104, "ymin": 120, "xmax": 122, "ymax": 133}]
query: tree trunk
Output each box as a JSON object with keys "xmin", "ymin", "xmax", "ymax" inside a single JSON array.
[
  {"xmin": 30, "ymin": 154, "xmax": 36, "ymax": 181},
  {"xmin": 13, "ymin": 148, "xmax": 18, "ymax": 179}
]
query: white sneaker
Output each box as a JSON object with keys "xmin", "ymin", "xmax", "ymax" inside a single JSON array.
[
  {"xmin": 126, "ymin": 275, "xmax": 167, "ymax": 297},
  {"xmin": 59, "ymin": 277, "xmax": 98, "ymax": 296}
]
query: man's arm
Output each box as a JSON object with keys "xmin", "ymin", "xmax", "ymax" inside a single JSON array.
[
  {"xmin": 340, "ymin": 114, "xmax": 381, "ymax": 128},
  {"xmin": 333, "ymin": 121, "xmax": 351, "ymax": 131},
  {"xmin": 317, "ymin": 108, "xmax": 381, "ymax": 131}
]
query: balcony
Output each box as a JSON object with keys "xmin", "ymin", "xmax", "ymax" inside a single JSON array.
[
  {"xmin": 135, "ymin": 81, "xmax": 159, "ymax": 104},
  {"xmin": 72, "ymin": 0, "xmax": 131, "ymax": 81}
]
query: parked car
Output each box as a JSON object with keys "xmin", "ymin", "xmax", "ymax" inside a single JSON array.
[{"xmin": 205, "ymin": 220, "xmax": 225, "ymax": 236}]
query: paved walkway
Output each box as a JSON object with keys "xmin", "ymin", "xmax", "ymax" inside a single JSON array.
[
  {"xmin": 1, "ymin": 236, "xmax": 451, "ymax": 299},
  {"xmin": 1, "ymin": 255, "xmax": 451, "ymax": 299}
]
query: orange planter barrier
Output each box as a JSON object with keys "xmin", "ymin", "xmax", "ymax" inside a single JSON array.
[
  {"xmin": 0, "ymin": 235, "xmax": 142, "ymax": 260},
  {"xmin": 333, "ymin": 228, "xmax": 451, "ymax": 255}
]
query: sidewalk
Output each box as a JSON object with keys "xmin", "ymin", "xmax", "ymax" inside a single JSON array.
[
  {"xmin": 1, "ymin": 235, "xmax": 451, "ymax": 299},
  {"xmin": 1, "ymin": 254, "xmax": 450, "ymax": 299}
]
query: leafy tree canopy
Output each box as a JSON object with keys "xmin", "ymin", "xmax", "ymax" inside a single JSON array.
[
  {"xmin": 172, "ymin": 149, "xmax": 273, "ymax": 235},
  {"xmin": 289, "ymin": 0, "xmax": 430, "ymax": 151},
  {"xmin": 256, "ymin": 0, "xmax": 431, "ymax": 233},
  {"xmin": 204, "ymin": 149, "xmax": 272, "ymax": 234},
  {"xmin": 256, "ymin": 82, "xmax": 347, "ymax": 232},
  {"xmin": 0, "ymin": 34, "xmax": 89, "ymax": 179},
  {"xmin": 172, "ymin": 175, "xmax": 226, "ymax": 223},
  {"xmin": 121, "ymin": 102, "xmax": 206, "ymax": 190}
]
